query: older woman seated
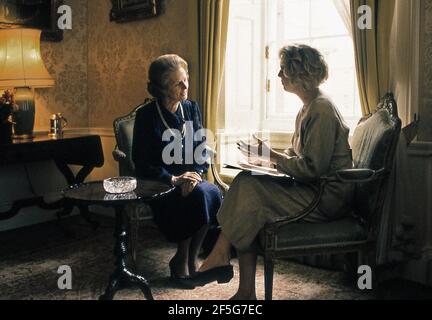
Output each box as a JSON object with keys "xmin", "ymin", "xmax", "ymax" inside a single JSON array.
[
  {"xmin": 195, "ymin": 44, "xmax": 354, "ymax": 299},
  {"xmin": 132, "ymin": 54, "xmax": 222, "ymax": 289}
]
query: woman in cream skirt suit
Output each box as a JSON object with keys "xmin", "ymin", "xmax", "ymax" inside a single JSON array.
[{"xmin": 194, "ymin": 44, "xmax": 354, "ymax": 300}]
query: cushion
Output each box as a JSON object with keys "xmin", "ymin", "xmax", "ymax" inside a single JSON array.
[
  {"xmin": 113, "ymin": 100, "xmax": 151, "ymax": 176},
  {"xmin": 351, "ymin": 109, "xmax": 394, "ymax": 170},
  {"xmin": 260, "ymin": 216, "xmax": 367, "ymax": 248},
  {"xmin": 117, "ymin": 118, "xmax": 136, "ymax": 174},
  {"xmin": 350, "ymin": 108, "xmax": 397, "ymax": 218}
]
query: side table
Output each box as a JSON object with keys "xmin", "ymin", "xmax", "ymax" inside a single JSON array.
[
  {"xmin": 0, "ymin": 134, "xmax": 104, "ymax": 225},
  {"xmin": 63, "ymin": 179, "xmax": 174, "ymax": 300}
]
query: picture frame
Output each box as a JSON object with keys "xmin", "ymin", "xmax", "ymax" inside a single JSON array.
[
  {"xmin": 110, "ymin": 0, "xmax": 162, "ymax": 23},
  {"xmin": 0, "ymin": 0, "xmax": 63, "ymax": 42}
]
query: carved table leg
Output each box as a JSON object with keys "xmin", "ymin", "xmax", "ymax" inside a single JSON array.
[
  {"xmin": 100, "ymin": 206, "xmax": 154, "ymax": 300},
  {"xmin": 56, "ymin": 161, "xmax": 99, "ymax": 229},
  {"xmin": 78, "ymin": 205, "xmax": 100, "ymax": 230}
]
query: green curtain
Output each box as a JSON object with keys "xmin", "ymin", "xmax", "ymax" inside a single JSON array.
[
  {"xmin": 189, "ymin": 0, "xmax": 230, "ymax": 181},
  {"xmin": 198, "ymin": 0, "xmax": 230, "ymax": 133},
  {"xmin": 350, "ymin": 0, "xmax": 395, "ymax": 115}
]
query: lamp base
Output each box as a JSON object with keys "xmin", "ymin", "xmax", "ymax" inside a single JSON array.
[
  {"xmin": 48, "ymin": 133, "xmax": 63, "ymax": 139},
  {"xmin": 12, "ymin": 87, "xmax": 35, "ymax": 138}
]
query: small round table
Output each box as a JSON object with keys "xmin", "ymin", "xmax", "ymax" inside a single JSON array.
[{"xmin": 63, "ymin": 179, "xmax": 174, "ymax": 300}]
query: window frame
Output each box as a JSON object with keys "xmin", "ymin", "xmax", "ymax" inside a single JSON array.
[{"xmin": 261, "ymin": 0, "xmax": 361, "ymax": 133}]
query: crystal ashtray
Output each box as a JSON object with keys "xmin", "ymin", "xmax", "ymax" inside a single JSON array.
[
  {"xmin": 104, "ymin": 192, "xmax": 137, "ymax": 201},
  {"xmin": 103, "ymin": 176, "xmax": 137, "ymax": 194}
]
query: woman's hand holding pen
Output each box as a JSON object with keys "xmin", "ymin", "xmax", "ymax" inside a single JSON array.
[{"xmin": 237, "ymin": 134, "xmax": 277, "ymax": 163}]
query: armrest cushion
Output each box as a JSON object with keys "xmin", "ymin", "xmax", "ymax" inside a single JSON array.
[
  {"xmin": 333, "ymin": 168, "xmax": 386, "ymax": 183},
  {"xmin": 204, "ymin": 146, "xmax": 230, "ymax": 193},
  {"xmin": 112, "ymin": 147, "xmax": 126, "ymax": 162}
]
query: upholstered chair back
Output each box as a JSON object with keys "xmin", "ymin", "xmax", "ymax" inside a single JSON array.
[
  {"xmin": 350, "ymin": 93, "xmax": 401, "ymax": 225},
  {"xmin": 113, "ymin": 99, "xmax": 152, "ymax": 176}
]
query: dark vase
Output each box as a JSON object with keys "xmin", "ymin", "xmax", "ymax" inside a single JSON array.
[
  {"xmin": 0, "ymin": 121, "xmax": 13, "ymax": 145},
  {"xmin": 12, "ymin": 87, "xmax": 35, "ymax": 139}
]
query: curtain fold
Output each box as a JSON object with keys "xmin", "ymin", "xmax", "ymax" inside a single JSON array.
[
  {"xmin": 333, "ymin": 0, "xmax": 352, "ymax": 35},
  {"xmin": 198, "ymin": 0, "xmax": 230, "ymax": 182},
  {"xmin": 349, "ymin": 0, "xmax": 417, "ymax": 267},
  {"xmin": 375, "ymin": 0, "xmax": 419, "ymax": 267},
  {"xmin": 198, "ymin": 0, "xmax": 230, "ymax": 134},
  {"xmin": 350, "ymin": 0, "xmax": 395, "ymax": 115},
  {"xmin": 377, "ymin": 129, "xmax": 418, "ymax": 266},
  {"xmin": 307, "ymin": 1, "xmax": 416, "ymax": 271}
]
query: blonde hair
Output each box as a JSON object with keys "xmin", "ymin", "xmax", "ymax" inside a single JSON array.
[
  {"xmin": 147, "ymin": 54, "xmax": 188, "ymax": 99},
  {"xmin": 279, "ymin": 44, "xmax": 328, "ymax": 92}
]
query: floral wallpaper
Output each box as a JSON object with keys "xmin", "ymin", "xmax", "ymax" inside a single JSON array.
[
  {"xmin": 34, "ymin": 0, "xmax": 198, "ymax": 131},
  {"xmin": 420, "ymin": 0, "xmax": 432, "ymax": 141},
  {"xmin": 87, "ymin": 0, "xmax": 198, "ymax": 128},
  {"xmin": 33, "ymin": 0, "xmax": 431, "ymax": 140},
  {"xmin": 35, "ymin": 0, "xmax": 88, "ymax": 130}
]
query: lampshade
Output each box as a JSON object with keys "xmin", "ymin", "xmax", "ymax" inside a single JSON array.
[{"xmin": 0, "ymin": 28, "xmax": 54, "ymax": 88}]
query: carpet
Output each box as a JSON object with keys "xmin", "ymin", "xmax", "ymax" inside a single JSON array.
[{"xmin": 0, "ymin": 215, "xmax": 381, "ymax": 300}]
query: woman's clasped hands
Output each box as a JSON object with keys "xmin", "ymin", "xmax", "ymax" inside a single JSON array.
[{"xmin": 171, "ymin": 172, "xmax": 202, "ymax": 197}]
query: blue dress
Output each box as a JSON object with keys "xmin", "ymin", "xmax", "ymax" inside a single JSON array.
[{"xmin": 132, "ymin": 99, "xmax": 222, "ymax": 242}]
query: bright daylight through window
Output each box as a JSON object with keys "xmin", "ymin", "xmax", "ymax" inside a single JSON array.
[{"xmin": 223, "ymin": 0, "xmax": 361, "ymax": 137}]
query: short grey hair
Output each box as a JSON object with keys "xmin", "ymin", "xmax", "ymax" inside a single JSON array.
[
  {"xmin": 279, "ymin": 44, "xmax": 328, "ymax": 92},
  {"xmin": 147, "ymin": 54, "xmax": 188, "ymax": 99}
]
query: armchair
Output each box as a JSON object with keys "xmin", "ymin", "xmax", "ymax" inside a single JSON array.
[
  {"xmin": 112, "ymin": 99, "xmax": 153, "ymax": 261},
  {"xmin": 258, "ymin": 92, "xmax": 402, "ymax": 300},
  {"xmin": 112, "ymin": 99, "xmax": 226, "ymax": 261},
  {"xmin": 211, "ymin": 93, "xmax": 401, "ymax": 300}
]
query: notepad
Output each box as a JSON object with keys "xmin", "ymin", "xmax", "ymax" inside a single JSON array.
[{"xmin": 224, "ymin": 159, "xmax": 289, "ymax": 178}]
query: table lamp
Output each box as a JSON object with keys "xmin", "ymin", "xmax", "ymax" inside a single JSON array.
[{"xmin": 0, "ymin": 28, "xmax": 54, "ymax": 139}]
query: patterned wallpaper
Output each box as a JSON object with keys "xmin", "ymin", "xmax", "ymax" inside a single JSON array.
[
  {"xmin": 420, "ymin": 0, "xmax": 432, "ymax": 141},
  {"xmin": 87, "ymin": 0, "xmax": 198, "ymax": 128},
  {"xmin": 34, "ymin": 0, "xmax": 431, "ymax": 139},
  {"xmin": 34, "ymin": 0, "xmax": 198, "ymax": 131},
  {"xmin": 35, "ymin": 0, "xmax": 88, "ymax": 130}
]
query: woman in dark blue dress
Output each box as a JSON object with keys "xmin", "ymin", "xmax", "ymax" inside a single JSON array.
[{"xmin": 132, "ymin": 54, "xmax": 222, "ymax": 288}]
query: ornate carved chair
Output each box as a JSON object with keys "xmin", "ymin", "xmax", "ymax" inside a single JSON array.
[
  {"xmin": 112, "ymin": 99, "xmax": 225, "ymax": 261},
  {"xmin": 112, "ymin": 99, "xmax": 151, "ymax": 261},
  {"xmin": 256, "ymin": 93, "xmax": 402, "ymax": 300}
]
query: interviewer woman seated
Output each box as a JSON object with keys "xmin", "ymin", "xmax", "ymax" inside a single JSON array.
[
  {"xmin": 132, "ymin": 54, "xmax": 222, "ymax": 288},
  {"xmin": 194, "ymin": 44, "xmax": 354, "ymax": 299}
]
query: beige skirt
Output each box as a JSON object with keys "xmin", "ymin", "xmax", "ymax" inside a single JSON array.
[{"xmin": 217, "ymin": 171, "xmax": 329, "ymax": 252}]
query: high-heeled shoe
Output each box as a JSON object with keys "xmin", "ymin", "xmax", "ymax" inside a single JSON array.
[
  {"xmin": 169, "ymin": 259, "xmax": 196, "ymax": 290},
  {"xmin": 193, "ymin": 265, "xmax": 234, "ymax": 287}
]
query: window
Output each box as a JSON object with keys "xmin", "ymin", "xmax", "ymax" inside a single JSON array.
[{"xmin": 223, "ymin": 0, "xmax": 361, "ymax": 136}]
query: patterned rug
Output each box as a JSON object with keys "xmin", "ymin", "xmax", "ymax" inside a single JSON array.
[{"xmin": 0, "ymin": 214, "xmax": 392, "ymax": 300}]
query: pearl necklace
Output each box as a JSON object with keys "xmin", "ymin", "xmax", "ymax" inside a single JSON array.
[{"xmin": 156, "ymin": 100, "xmax": 186, "ymax": 137}]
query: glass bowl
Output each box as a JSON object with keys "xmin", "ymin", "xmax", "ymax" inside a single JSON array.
[
  {"xmin": 103, "ymin": 176, "xmax": 137, "ymax": 194},
  {"xmin": 104, "ymin": 191, "xmax": 137, "ymax": 201}
]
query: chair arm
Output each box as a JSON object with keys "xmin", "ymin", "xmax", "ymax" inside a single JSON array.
[
  {"xmin": 264, "ymin": 179, "xmax": 326, "ymax": 232},
  {"xmin": 205, "ymin": 145, "xmax": 216, "ymax": 161},
  {"xmin": 112, "ymin": 146, "xmax": 126, "ymax": 162},
  {"xmin": 332, "ymin": 168, "xmax": 386, "ymax": 183},
  {"xmin": 264, "ymin": 168, "xmax": 385, "ymax": 234},
  {"xmin": 205, "ymin": 146, "xmax": 229, "ymax": 193}
]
